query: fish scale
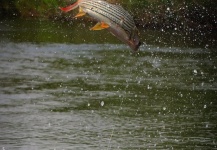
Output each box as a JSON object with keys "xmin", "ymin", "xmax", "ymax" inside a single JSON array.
[
  {"xmin": 84, "ymin": 0, "xmax": 134, "ymax": 22},
  {"xmin": 80, "ymin": 0, "xmax": 135, "ymax": 33},
  {"xmin": 87, "ymin": 5, "xmax": 132, "ymax": 33},
  {"xmin": 87, "ymin": 0, "xmax": 135, "ymax": 27},
  {"xmin": 80, "ymin": 1, "xmax": 132, "ymax": 26}
]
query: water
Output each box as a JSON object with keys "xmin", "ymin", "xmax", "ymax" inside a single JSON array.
[{"xmin": 0, "ymin": 19, "xmax": 217, "ymax": 149}]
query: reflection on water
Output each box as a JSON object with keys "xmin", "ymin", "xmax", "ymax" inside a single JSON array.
[{"xmin": 0, "ymin": 19, "xmax": 217, "ymax": 149}]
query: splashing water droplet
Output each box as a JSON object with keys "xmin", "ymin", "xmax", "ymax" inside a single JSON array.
[
  {"xmin": 101, "ymin": 101, "xmax": 104, "ymax": 107},
  {"xmin": 193, "ymin": 69, "xmax": 197, "ymax": 74}
]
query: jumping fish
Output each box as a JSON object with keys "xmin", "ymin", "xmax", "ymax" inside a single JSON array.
[{"xmin": 60, "ymin": 0, "xmax": 141, "ymax": 51}]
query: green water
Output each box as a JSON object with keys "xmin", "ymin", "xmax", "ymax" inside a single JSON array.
[{"xmin": 0, "ymin": 19, "xmax": 216, "ymax": 149}]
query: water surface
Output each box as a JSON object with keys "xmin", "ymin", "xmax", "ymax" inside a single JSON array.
[{"xmin": 0, "ymin": 19, "xmax": 216, "ymax": 149}]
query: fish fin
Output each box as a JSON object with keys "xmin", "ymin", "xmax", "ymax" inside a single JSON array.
[
  {"xmin": 90, "ymin": 22, "xmax": 109, "ymax": 30},
  {"xmin": 74, "ymin": 7, "xmax": 86, "ymax": 18},
  {"xmin": 59, "ymin": 1, "xmax": 79, "ymax": 12}
]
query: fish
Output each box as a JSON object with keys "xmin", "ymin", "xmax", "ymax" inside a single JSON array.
[{"xmin": 60, "ymin": 0, "xmax": 141, "ymax": 51}]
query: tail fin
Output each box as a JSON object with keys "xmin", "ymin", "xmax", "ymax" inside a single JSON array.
[{"xmin": 59, "ymin": 1, "xmax": 79, "ymax": 12}]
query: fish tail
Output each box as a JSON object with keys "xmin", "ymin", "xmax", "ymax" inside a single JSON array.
[{"xmin": 59, "ymin": 1, "xmax": 80, "ymax": 12}]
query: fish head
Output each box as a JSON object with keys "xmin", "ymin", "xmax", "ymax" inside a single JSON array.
[
  {"xmin": 107, "ymin": 25, "xmax": 141, "ymax": 51},
  {"xmin": 128, "ymin": 27, "xmax": 141, "ymax": 51},
  {"xmin": 128, "ymin": 35, "xmax": 141, "ymax": 51}
]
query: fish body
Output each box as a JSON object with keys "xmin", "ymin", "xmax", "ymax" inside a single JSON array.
[{"xmin": 60, "ymin": 0, "xmax": 141, "ymax": 51}]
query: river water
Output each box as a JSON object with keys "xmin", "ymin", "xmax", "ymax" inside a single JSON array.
[{"xmin": 0, "ymin": 19, "xmax": 216, "ymax": 149}]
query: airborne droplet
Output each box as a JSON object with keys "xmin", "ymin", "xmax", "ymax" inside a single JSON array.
[{"xmin": 101, "ymin": 101, "xmax": 104, "ymax": 107}]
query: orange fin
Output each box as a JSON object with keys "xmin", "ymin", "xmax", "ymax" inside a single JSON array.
[
  {"xmin": 59, "ymin": 1, "xmax": 79, "ymax": 13},
  {"xmin": 90, "ymin": 22, "xmax": 109, "ymax": 30},
  {"xmin": 74, "ymin": 7, "xmax": 86, "ymax": 18}
]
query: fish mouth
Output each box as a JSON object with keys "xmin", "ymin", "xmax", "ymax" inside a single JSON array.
[
  {"xmin": 136, "ymin": 41, "xmax": 142, "ymax": 51},
  {"xmin": 128, "ymin": 38, "xmax": 141, "ymax": 51}
]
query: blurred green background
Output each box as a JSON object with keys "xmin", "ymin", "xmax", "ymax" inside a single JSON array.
[{"xmin": 0, "ymin": 0, "xmax": 216, "ymax": 30}]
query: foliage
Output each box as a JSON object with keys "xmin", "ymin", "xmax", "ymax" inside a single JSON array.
[{"xmin": 0, "ymin": 0, "xmax": 66, "ymax": 18}]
